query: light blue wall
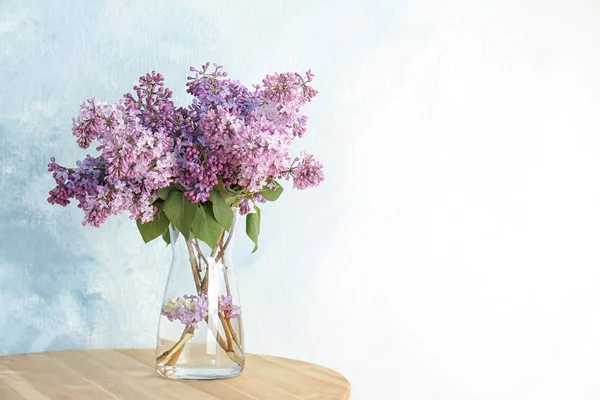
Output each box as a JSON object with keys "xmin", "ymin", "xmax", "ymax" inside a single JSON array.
[{"xmin": 0, "ymin": 0, "xmax": 398, "ymax": 382}]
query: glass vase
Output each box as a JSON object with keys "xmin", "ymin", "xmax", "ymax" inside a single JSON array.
[{"xmin": 155, "ymin": 209, "xmax": 244, "ymax": 380}]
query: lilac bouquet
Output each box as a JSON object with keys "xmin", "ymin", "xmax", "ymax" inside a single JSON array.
[
  {"xmin": 47, "ymin": 63, "xmax": 323, "ymax": 377},
  {"xmin": 47, "ymin": 63, "xmax": 323, "ymax": 251}
]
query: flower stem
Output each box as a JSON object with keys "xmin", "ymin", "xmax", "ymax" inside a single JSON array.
[
  {"xmin": 222, "ymin": 257, "xmax": 232, "ymax": 298},
  {"xmin": 215, "ymin": 230, "xmax": 233, "ymax": 263},
  {"xmin": 226, "ymin": 318, "xmax": 241, "ymax": 350},
  {"xmin": 220, "ymin": 313, "xmax": 233, "ymax": 350},
  {"xmin": 185, "ymin": 240, "xmax": 202, "ymax": 294},
  {"xmin": 238, "ymin": 313, "xmax": 244, "ymax": 351},
  {"xmin": 216, "ymin": 231, "xmax": 242, "ymax": 350},
  {"xmin": 156, "ymin": 326, "xmax": 195, "ymax": 365},
  {"xmin": 203, "ymin": 315, "xmax": 230, "ymax": 352},
  {"xmin": 192, "ymin": 238, "xmax": 208, "ymax": 266},
  {"xmin": 211, "ymin": 229, "xmax": 226, "ymax": 258}
]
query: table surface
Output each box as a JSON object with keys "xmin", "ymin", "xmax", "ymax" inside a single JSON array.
[{"xmin": 0, "ymin": 349, "xmax": 351, "ymax": 399}]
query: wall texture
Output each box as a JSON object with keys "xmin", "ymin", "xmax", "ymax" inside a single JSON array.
[{"xmin": 2, "ymin": 0, "xmax": 600, "ymax": 399}]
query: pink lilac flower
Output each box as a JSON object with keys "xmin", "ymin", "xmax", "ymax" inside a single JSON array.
[
  {"xmin": 71, "ymin": 98, "xmax": 117, "ymax": 149},
  {"xmin": 290, "ymin": 152, "xmax": 325, "ymax": 189},
  {"xmin": 218, "ymin": 295, "xmax": 241, "ymax": 319}
]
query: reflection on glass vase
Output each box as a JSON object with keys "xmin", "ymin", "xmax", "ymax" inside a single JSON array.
[{"xmin": 156, "ymin": 210, "xmax": 244, "ymax": 380}]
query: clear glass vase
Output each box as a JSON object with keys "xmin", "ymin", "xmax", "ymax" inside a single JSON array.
[{"xmin": 155, "ymin": 209, "xmax": 244, "ymax": 380}]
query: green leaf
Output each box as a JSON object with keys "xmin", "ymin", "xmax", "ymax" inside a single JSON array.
[
  {"xmin": 157, "ymin": 187, "xmax": 171, "ymax": 201},
  {"xmin": 158, "ymin": 183, "xmax": 187, "ymax": 201},
  {"xmin": 173, "ymin": 183, "xmax": 186, "ymax": 192},
  {"xmin": 260, "ymin": 181, "xmax": 284, "ymax": 201},
  {"xmin": 163, "ymin": 191, "xmax": 197, "ymax": 239},
  {"xmin": 191, "ymin": 205, "xmax": 223, "ymax": 250},
  {"xmin": 136, "ymin": 208, "xmax": 170, "ymax": 243},
  {"xmin": 162, "ymin": 230, "xmax": 171, "ymax": 245},
  {"xmin": 213, "ymin": 179, "xmax": 240, "ymax": 205},
  {"xmin": 209, "ymin": 190, "xmax": 233, "ymax": 231},
  {"xmin": 246, "ymin": 206, "xmax": 261, "ymax": 253}
]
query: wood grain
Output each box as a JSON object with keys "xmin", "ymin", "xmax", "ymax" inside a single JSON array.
[{"xmin": 0, "ymin": 349, "xmax": 351, "ymax": 399}]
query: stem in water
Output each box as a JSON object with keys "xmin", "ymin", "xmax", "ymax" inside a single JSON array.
[
  {"xmin": 220, "ymin": 313, "xmax": 233, "ymax": 350},
  {"xmin": 156, "ymin": 326, "xmax": 195, "ymax": 365}
]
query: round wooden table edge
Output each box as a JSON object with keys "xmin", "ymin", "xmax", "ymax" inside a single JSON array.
[{"xmin": 0, "ymin": 348, "xmax": 351, "ymax": 399}]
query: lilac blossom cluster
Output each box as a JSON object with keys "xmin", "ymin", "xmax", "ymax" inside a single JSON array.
[
  {"xmin": 176, "ymin": 63, "xmax": 321, "ymax": 206},
  {"xmin": 161, "ymin": 294, "xmax": 240, "ymax": 327},
  {"xmin": 218, "ymin": 294, "xmax": 241, "ymax": 319},
  {"xmin": 47, "ymin": 63, "xmax": 324, "ymax": 227},
  {"xmin": 161, "ymin": 294, "xmax": 209, "ymax": 328},
  {"xmin": 48, "ymin": 72, "xmax": 178, "ymax": 226}
]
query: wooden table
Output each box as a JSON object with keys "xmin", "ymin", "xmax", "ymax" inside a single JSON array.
[{"xmin": 0, "ymin": 349, "xmax": 351, "ymax": 399}]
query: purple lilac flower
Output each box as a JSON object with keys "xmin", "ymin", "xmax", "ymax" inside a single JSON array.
[
  {"xmin": 291, "ymin": 152, "xmax": 325, "ymax": 190},
  {"xmin": 254, "ymin": 193, "xmax": 267, "ymax": 204},
  {"xmin": 71, "ymin": 99, "xmax": 117, "ymax": 149},
  {"xmin": 48, "ymin": 63, "xmax": 324, "ymax": 228},
  {"xmin": 238, "ymin": 198, "xmax": 251, "ymax": 216},
  {"xmin": 161, "ymin": 294, "xmax": 210, "ymax": 328},
  {"xmin": 162, "ymin": 294, "xmax": 241, "ymax": 327},
  {"xmin": 123, "ymin": 71, "xmax": 176, "ymax": 132},
  {"xmin": 218, "ymin": 295, "xmax": 241, "ymax": 319},
  {"xmin": 49, "ymin": 99, "xmax": 177, "ymax": 226}
]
